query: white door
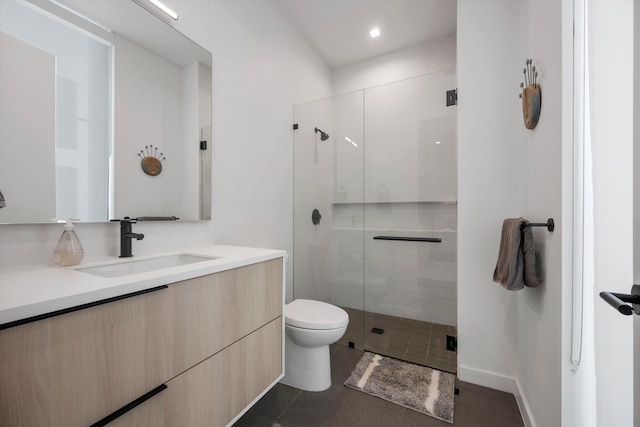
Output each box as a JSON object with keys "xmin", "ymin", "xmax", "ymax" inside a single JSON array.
[
  {"xmin": 634, "ymin": 2, "xmax": 639, "ymax": 423},
  {"xmin": 633, "ymin": 2, "xmax": 639, "ymax": 426},
  {"xmin": 589, "ymin": 0, "xmax": 637, "ymax": 425},
  {"xmin": 634, "ymin": 25, "xmax": 639, "ymax": 421}
]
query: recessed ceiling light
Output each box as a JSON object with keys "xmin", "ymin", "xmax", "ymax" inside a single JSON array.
[
  {"xmin": 147, "ymin": 0, "xmax": 179, "ymax": 20},
  {"xmin": 370, "ymin": 28, "xmax": 381, "ymax": 38}
]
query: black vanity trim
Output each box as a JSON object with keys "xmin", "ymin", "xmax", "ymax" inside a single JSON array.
[
  {"xmin": 0, "ymin": 285, "xmax": 168, "ymax": 331},
  {"xmin": 89, "ymin": 384, "xmax": 168, "ymax": 427}
]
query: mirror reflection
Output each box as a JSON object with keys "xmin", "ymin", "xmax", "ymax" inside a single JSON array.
[{"xmin": 0, "ymin": 0, "xmax": 212, "ymax": 224}]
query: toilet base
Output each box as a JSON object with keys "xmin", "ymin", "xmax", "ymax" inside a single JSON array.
[{"xmin": 281, "ymin": 333, "xmax": 331, "ymax": 392}]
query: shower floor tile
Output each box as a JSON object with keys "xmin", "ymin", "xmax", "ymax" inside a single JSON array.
[{"xmin": 336, "ymin": 307, "xmax": 457, "ymax": 374}]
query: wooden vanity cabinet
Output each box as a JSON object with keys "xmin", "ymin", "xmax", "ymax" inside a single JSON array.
[
  {"xmin": 169, "ymin": 258, "xmax": 283, "ymax": 375},
  {"xmin": 0, "ymin": 258, "xmax": 284, "ymax": 427},
  {"xmin": 0, "ymin": 285, "xmax": 170, "ymax": 427}
]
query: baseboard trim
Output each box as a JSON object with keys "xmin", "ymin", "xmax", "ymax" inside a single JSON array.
[{"xmin": 458, "ymin": 366, "xmax": 534, "ymax": 427}]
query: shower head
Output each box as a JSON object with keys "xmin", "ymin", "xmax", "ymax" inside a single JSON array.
[{"xmin": 314, "ymin": 127, "xmax": 329, "ymax": 141}]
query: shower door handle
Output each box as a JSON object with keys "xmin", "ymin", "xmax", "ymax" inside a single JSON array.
[{"xmin": 599, "ymin": 285, "xmax": 640, "ymax": 316}]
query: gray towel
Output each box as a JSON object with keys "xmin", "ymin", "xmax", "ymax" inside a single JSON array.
[{"xmin": 493, "ymin": 218, "xmax": 543, "ymax": 290}]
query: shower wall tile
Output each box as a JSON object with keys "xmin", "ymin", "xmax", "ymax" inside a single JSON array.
[
  {"xmin": 292, "ymin": 253, "xmax": 332, "ymax": 302},
  {"xmin": 334, "ymin": 71, "xmax": 457, "ymax": 205},
  {"xmin": 296, "ymin": 72, "xmax": 458, "ymax": 326},
  {"xmin": 329, "ymin": 227, "xmax": 364, "ymax": 310},
  {"xmin": 362, "ymin": 230, "xmax": 457, "ymax": 326},
  {"xmin": 363, "ymin": 69, "xmax": 457, "ymax": 204},
  {"xmin": 333, "ymin": 91, "xmax": 364, "ymax": 205},
  {"xmin": 293, "ymin": 92, "xmax": 365, "ymax": 304},
  {"xmin": 293, "ymin": 202, "xmax": 332, "ymax": 301},
  {"xmin": 330, "ymin": 203, "xmax": 457, "ymax": 326},
  {"xmin": 332, "ymin": 204, "xmax": 364, "ymax": 228}
]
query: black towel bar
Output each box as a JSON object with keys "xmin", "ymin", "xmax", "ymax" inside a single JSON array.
[
  {"xmin": 136, "ymin": 216, "xmax": 180, "ymax": 221},
  {"xmin": 521, "ymin": 218, "xmax": 554, "ymax": 232},
  {"xmin": 110, "ymin": 216, "xmax": 180, "ymax": 222},
  {"xmin": 373, "ymin": 236, "xmax": 442, "ymax": 243}
]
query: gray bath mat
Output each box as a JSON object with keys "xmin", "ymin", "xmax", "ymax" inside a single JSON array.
[{"xmin": 344, "ymin": 352, "xmax": 455, "ymax": 423}]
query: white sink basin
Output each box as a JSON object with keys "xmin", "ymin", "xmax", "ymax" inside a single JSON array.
[{"xmin": 78, "ymin": 254, "xmax": 219, "ymax": 278}]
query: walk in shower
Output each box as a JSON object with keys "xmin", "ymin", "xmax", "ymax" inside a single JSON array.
[{"xmin": 293, "ymin": 69, "xmax": 457, "ymax": 373}]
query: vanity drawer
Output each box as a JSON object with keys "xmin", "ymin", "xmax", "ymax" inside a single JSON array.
[
  {"xmin": 105, "ymin": 317, "xmax": 282, "ymax": 427},
  {"xmin": 168, "ymin": 258, "xmax": 283, "ymax": 375},
  {"xmin": 0, "ymin": 286, "xmax": 170, "ymax": 427},
  {"xmin": 164, "ymin": 316, "xmax": 282, "ymax": 426}
]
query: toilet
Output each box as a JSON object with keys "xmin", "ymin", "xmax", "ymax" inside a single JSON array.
[{"xmin": 281, "ymin": 299, "xmax": 349, "ymax": 392}]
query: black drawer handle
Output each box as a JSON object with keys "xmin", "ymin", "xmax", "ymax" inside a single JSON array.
[
  {"xmin": 0, "ymin": 285, "xmax": 168, "ymax": 330},
  {"xmin": 90, "ymin": 384, "xmax": 167, "ymax": 427},
  {"xmin": 373, "ymin": 236, "xmax": 442, "ymax": 243}
]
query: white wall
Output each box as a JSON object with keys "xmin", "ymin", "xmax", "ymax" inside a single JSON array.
[
  {"xmin": 458, "ymin": 1, "xmax": 564, "ymax": 426},
  {"xmin": 516, "ymin": 1, "xmax": 563, "ymax": 425},
  {"xmin": 457, "ymin": 0, "xmax": 523, "ymax": 393},
  {"xmin": 332, "ymin": 35, "xmax": 456, "ymax": 95},
  {"xmin": 0, "ymin": 0, "xmax": 332, "ymax": 293}
]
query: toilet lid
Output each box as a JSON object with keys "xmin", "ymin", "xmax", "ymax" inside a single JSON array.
[{"xmin": 285, "ymin": 299, "xmax": 349, "ymax": 330}]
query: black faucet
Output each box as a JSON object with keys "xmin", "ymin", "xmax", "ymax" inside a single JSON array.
[{"xmin": 120, "ymin": 217, "xmax": 144, "ymax": 258}]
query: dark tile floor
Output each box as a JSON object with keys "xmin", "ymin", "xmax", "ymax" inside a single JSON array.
[
  {"xmin": 338, "ymin": 308, "xmax": 457, "ymax": 373},
  {"xmin": 233, "ymin": 345, "xmax": 524, "ymax": 427}
]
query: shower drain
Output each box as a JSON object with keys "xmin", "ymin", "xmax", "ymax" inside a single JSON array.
[{"xmin": 370, "ymin": 327, "xmax": 385, "ymax": 335}]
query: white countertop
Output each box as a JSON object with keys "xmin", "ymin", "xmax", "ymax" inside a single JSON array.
[{"xmin": 0, "ymin": 244, "xmax": 286, "ymax": 325}]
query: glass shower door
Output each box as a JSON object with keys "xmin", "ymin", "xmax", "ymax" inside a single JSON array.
[
  {"xmin": 363, "ymin": 69, "xmax": 458, "ymax": 373},
  {"xmin": 292, "ymin": 91, "xmax": 365, "ymax": 349}
]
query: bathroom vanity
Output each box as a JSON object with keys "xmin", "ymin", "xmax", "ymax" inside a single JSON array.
[{"xmin": 0, "ymin": 245, "xmax": 285, "ymax": 427}]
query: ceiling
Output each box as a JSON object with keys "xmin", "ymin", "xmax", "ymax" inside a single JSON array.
[{"xmin": 276, "ymin": 0, "xmax": 457, "ymax": 68}]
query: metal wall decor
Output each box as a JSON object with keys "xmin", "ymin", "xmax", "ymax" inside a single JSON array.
[
  {"xmin": 519, "ymin": 59, "xmax": 541, "ymax": 130},
  {"xmin": 138, "ymin": 145, "xmax": 166, "ymax": 176}
]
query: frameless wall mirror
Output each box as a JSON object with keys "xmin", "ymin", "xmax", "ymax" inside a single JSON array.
[{"xmin": 0, "ymin": 0, "xmax": 212, "ymax": 224}]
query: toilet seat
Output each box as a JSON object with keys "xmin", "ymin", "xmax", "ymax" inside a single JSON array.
[{"xmin": 285, "ymin": 299, "xmax": 349, "ymax": 330}]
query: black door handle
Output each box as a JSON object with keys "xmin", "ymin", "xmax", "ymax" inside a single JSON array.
[{"xmin": 599, "ymin": 285, "xmax": 640, "ymax": 316}]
